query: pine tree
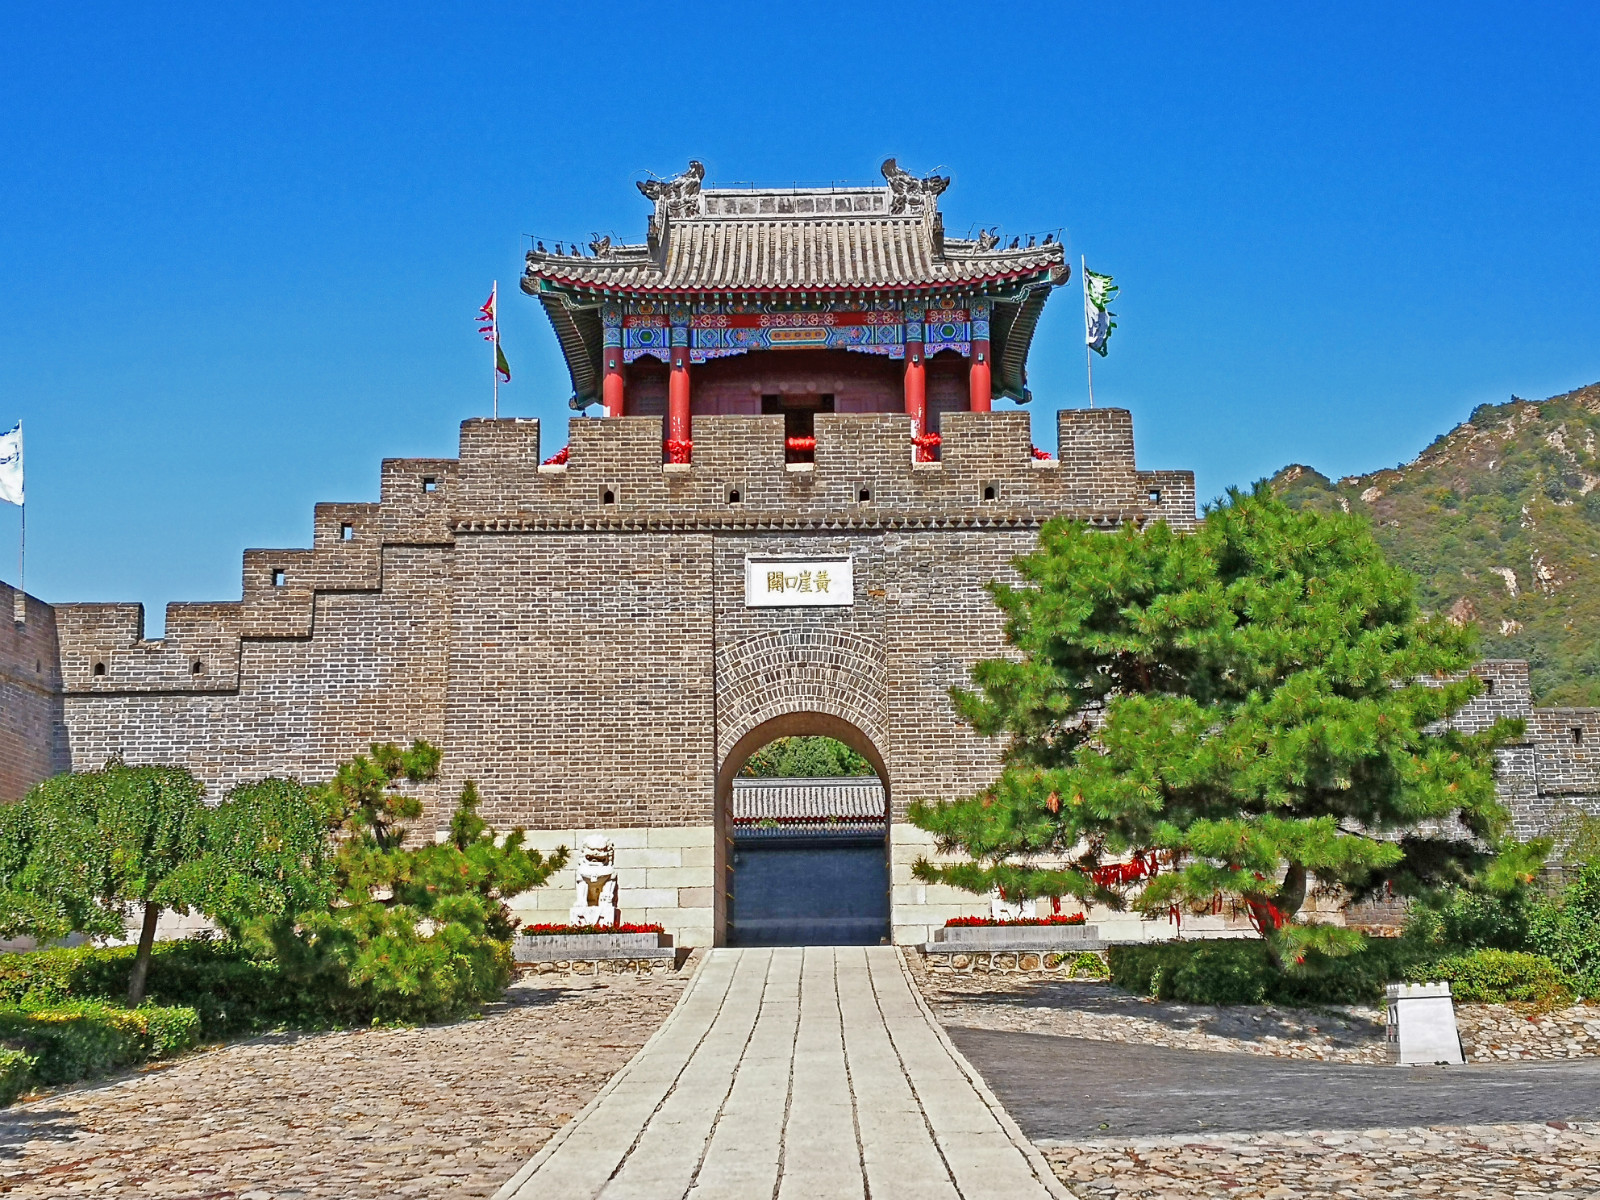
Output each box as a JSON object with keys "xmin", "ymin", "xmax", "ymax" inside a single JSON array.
[
  {"xmin": 910, "ymin": 485, "xmax": 1544, "ymax": 962},
  {"xmin": 265, "ymin": 741, "xmax": 569, "ymax": 1023}
]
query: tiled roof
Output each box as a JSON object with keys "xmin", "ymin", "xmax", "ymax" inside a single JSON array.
[
  {"xmin": 732, "ymin": 776, "xmax": 886, "ymax": 823},
  {"xmin": 526, "ymin": 221, "xmax": 1062, "ymax": 293}
]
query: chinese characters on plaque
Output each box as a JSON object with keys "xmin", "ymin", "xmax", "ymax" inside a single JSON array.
[{"xmin": 744, "ymin": 556, "xmax": 854, "ymax": 607}]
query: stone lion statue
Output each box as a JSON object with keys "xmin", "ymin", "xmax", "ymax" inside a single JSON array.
[{"xmin": 570, "ymin": 834, "xmax": 619, "ymax": 928}]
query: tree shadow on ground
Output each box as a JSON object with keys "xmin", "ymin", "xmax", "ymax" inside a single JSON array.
[
  {"xmin": 928, "ymin": 976, "xmax": 1388, "ymax": 1048},
  {"xmin": 0, "ymin": 1106, "xmax": 82, "ymax": 1161}
]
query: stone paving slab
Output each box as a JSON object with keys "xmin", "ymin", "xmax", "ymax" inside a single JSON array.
[{"xmin": 493, "ymin": 946, "xmax": 1068, "ymax": 1200}]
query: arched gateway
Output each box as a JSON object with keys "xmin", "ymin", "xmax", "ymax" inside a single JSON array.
[{"xmin": 38, "ymin": 161, "xmax": 1197, "ymax": 947}]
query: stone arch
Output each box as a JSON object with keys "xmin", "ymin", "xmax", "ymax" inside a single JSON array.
[
  {"xmin": 714, "ymin": 709, "xmax": 891, "ymax": 947},
  {"xmin": 714, "ymin": 628, "xmax": 888, "ymax": 766}
]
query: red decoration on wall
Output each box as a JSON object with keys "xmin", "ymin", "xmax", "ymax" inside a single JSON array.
[
  {"xmin": 542, "ymin": 446, "xmax": 570, "ymax": 466},
  {"xmin": 663, "ymin": 438, "xmax": 693, "ymax": 464},
  {"xmin": 1031, "ymin": 445, "xmax": 1053, "ymax": 460},
  {"xmin": 911, "ymin": 432, "xmax": 942, "ymax": 449},
  {"xmin": 944, "ymin": 913, "xmax": 1087, "ymax": 928},
  {"xmin": 1090, "ymin": 851, "xmax": 1159, "ymax": 888},
  {"xmin": 785, "ymin": 436, "xmax": 817, "ymax": 452}
]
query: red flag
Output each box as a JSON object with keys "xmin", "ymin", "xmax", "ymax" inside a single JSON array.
[{"xmin": 475, "ymin": 285, "xmax": 510, "ymax": 382}]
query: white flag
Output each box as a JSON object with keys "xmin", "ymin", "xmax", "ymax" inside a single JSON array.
[
  {"xmin": 0, "ymin": 423, "xmax": 20, "ymax": 507},
  {"xmin": 1083, "ymin": 267, "xmax": 1118, "ymax": 357}
]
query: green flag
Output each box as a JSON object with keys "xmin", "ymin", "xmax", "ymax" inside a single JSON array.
[{"xmin": 1083, "ymin": 267, "xmax": 1118, "ymax": 357}]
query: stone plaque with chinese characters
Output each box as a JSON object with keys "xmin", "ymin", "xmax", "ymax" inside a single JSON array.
[{"xmin": 743, "ymin": 556, "xmax": 854, "ymax": 607}]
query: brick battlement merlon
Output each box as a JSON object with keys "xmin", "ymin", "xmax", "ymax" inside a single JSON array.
[{"xmin": 451, "ymin": 410, "xmax": 1195, "ymax": 529}]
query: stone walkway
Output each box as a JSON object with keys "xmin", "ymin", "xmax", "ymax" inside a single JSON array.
[{"xmin": 492, "ymin": 946, "xmax": 1067, "ymax": 1200}]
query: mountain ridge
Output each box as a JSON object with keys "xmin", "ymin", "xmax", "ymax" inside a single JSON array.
[{"xmin": 1270, "ymin": 381, "xmax": 1600, "ymax": 705}]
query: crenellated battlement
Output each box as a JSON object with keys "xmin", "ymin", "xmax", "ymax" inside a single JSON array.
[
  {"xmin": 54, "ymin": 600, "xmax": 242, "ymax": 694},
  {"xmin": 447, "ymin": 409, "xmax": 1195, "ymax": 530}
]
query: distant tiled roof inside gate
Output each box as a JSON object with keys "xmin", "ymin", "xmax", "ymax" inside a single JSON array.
[{"xmin": 732, "ymin": 776, "xmax": 887, "ymax": 824}]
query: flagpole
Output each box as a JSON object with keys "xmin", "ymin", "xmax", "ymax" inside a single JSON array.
[
  {"xmin": 13, "ymin": 420, "xmax": 20, "ymax": 601},
  {"xmin": 491, "ymin": 281, "xmax": 499, "ymax": 420},
  {"xmin": 1082, "ymin": 256, "xmax": 1095, "ymax": 409}
]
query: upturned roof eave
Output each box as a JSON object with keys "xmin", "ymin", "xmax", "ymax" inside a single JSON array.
[{"xmin": 522, "ymin": 264, "xmax": 1058, "ymax": 297}]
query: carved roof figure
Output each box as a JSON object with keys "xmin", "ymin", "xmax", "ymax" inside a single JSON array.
[
  {"xmin": 637, "ymin": 160, "xmax": 705, "ymax": 220},
  {"xmin": 881, "ymin": 158, "xmax": 949, "ymax": 215}
]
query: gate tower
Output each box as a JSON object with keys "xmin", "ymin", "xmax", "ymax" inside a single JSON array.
[{"xmin": 38, "ymin": 161, "xmax": 1200, "ymax": 947}]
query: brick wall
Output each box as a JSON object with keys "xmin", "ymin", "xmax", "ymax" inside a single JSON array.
[{"xmin": 0, "ymin": 583, "xmax": 67, "ymax": 801}]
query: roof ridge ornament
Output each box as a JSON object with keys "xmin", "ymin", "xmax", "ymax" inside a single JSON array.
[
  {"xmin": 637, "ymin": 160, "xmax": 706, "ymax": 220},
  {"xmin": 880, "ymin": 158, "xmax": 950, "ymax": 216}
]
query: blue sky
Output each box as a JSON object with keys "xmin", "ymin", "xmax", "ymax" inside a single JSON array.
[{"xmin": 2, "ymin": 2, "xmax": 1596, "ymax": 631}]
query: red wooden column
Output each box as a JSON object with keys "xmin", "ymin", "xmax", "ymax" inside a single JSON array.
[
  {"xmin": 603, "ymin": 358, "xmax": 625, "ymax": 417},
  {"xmin": 601, "ymin": 304, "xmax": 625, "ymax": 417},
  {"xmin": 667, "ymin": 347, "xmax": 692, "ymax": 461},
  {"xmin": 904, "ymin": 304, "xmax": 929, "ymax": 460},
  {"xmin": 968, "ymin": 298, "xmax": 992, "ymax": 413}
]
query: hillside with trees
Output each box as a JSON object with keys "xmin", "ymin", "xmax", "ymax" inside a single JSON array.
[{"xmin": 1271, "ymin": 382, "xmax": 1600, "ymax": 706}]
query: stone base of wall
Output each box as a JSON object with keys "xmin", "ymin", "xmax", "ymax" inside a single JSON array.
[{"xmin": 507, "ymin": 826, "xmax": 715, "ymax": 948}]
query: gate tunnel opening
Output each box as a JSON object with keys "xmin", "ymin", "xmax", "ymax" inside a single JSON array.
[{"xmin": 716, "ymin": 714, "xmax": 890, "ymax": 947}]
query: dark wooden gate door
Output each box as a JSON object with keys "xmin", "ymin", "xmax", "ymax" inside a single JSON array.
[{"xmin": 726, "ymin": 830, "xmax": 889, "ymax": 946}]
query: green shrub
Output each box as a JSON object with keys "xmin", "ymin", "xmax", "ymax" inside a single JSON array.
[
  {"xmin": 1528, "ymin": 861, "xmax": 1600, "ymax": 996},
  {"xmin": 0, "ymin": 939, "xmax": 338, "ymax": 1036},
  {"xmin": 0, "ymin": 1002, "xmax": 199, "ymax": 1087},
  {"xmin": 1402, "ymin": 887, "xmax": 1532, "ymax": 953},
  {"xmin": 1409, "ymin": 949, "xmax": 1572, "ymax": 1006},
  {"xmin": 1169, "ymin": 942, "xmax": 1275, "ymax": 1005},
  {"xmin": 1110, "ymin": 937, "xmax": 1419, "ymax": 1007},
  {"xmin": 0, "ymin": 1048, "xmax": 37, "ymax": 1105}
]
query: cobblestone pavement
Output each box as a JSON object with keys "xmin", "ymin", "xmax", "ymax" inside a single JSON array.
[
  {"xmin": 910, "ymin": 955, "xmax": 1600, "ymax": 1064},
  {"xmin": 1459, "ymin": 1002, "xmax": 1600, "ymax": 1060},
  {"xmin": 1043, "ymin": 1122, "xmax": 1600, "ymax": 1199},
  {"xmin": 0, "ymin": 964, "xmax": 692, "ymax": 1199}
]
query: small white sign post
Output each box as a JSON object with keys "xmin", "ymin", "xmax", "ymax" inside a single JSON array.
[
  {"xmin": 744, "ymin": 556, "xmax": 854, "ymax": 608},
  {"xmin": 1386, "ymin": 982, "xmax": 1465, "ymax": 1065}
]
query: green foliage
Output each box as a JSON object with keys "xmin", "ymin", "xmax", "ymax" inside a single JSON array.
[
  {"xmin": 265, "ymin": 744, "xmax": 567, "ymax": 1025},
  {"xmin": 0, "ymin": 938, "xmax": 334, "ymax": 1037},
  {"xmin": 0, "ymin": 763, "xmax": 211, "ymax": 1003},
  {"xmin": 1060, "ymin": 950, "xmax": 1110, "ymax": 979},
  {"xmin": 1548, "ymin": 802, "xmax": 1600, "ymax": 869},
  {"xmin": 195, "ymin": 777, "xmax": 332, "ymax": 939},
  {"xmin": 1527, "ymin": 861, "xmax": 1600, "ymax": 995},
  {"xmin": 740, "ymin": 737, "xmax": 875, "ymax": 778},
  {"xmin": 1407, "ymin": 948, "xmax": 1573, "ymax": 1006},
  {"xmin": 0, "ymin": 1001, "xmax": 200, "ymax": 1088},
  {"xmin": 0, "ymin": 1049, "xmax": 36, "ymax": 1105},
  {"xmin": 911, "ymin": 485, "xmax": 1532, "ymax": 964},
  {"xmin": 1402, "ymin": 886, "xmax": 1533, "ymax": 954},
  {"xmin": 1108, "ymin": 938, "xmax": 1415, "ymax": 1006},
  {"xmin": 1272, "ymin": 383, "xmax": 1600, "ymax": 706},
  {"xmin": 0, "ymin": 764, "xmax": 208, "ymax": 943}
]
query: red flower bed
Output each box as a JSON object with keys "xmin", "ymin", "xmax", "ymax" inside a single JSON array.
[
  {"xmin": 521, "ymin": 922, "xmax": 665, "ymax": 936},
  {"xmin": 944, "ymin": 913, "xmax": 1087, "ymax": 928}
]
